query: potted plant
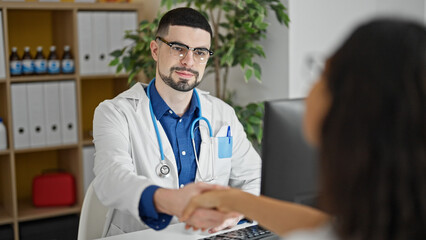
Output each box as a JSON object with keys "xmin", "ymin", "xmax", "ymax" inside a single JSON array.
[{"xmin": 110, "ymin": 0, "xmax": 289, "ymax": 152}]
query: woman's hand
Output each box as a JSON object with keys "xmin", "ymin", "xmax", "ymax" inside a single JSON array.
[
  {"xmin": 180, "ymin": 188, "xmax": 243, "ymax": 232},
  {"xmin": 180, "ymin": 188, "xmax": 239, "ymax": 221}
]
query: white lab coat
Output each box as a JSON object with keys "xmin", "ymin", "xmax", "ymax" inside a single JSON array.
[{"xmin": 92, "ymin": 83, "xmax": 261, "ymax": 236}]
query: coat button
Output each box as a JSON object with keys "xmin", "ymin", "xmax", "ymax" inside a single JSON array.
[{"xmin": 182, "ymin": 150, "xmax": 186, "ymax": 156}]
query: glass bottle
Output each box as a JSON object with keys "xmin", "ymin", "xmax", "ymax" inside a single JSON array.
[
  {"xmin": 47, "ymin": 46, "xmax": 60, "ymax": 75},
  {"xmin": 22, "ymin": 46, "xmax": 34, "ymax": 75},
  {"xmin": 61, "ymin": 45, "xmax": 75, "ymax": 74},
  {"xmin": 34, "ymin": 46, "xmax": 47, "ymax": 75},
  {"xmin": 9, "ymin": 47, "xmax": 22, "ymax": 76}
]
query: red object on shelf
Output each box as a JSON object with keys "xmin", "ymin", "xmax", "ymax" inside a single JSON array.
[{"xmin": 32, "ymin": 172, "xmax": 76, "ymax": 207}]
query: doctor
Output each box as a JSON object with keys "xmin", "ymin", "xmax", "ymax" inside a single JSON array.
[{"xmin": 92, "ymin": 7, "xmax": 261, "ymax": 237}]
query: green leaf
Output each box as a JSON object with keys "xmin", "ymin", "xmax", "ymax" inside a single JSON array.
[
  {"xmin": 122, "ymin": 56, "xmax": 131, "ymax": 71},
  {"xmin": 253, "ymin": 62, "xmax": 261, "ymax": 81},
  {"xmin": 116, "ymin": 64, "xmax": 123, "ymax": 74},
  {"xmin": 258, "ymin": 22, "xmax": 269, "ymax": 30},
  {"xmin": 245, "ymin": 69, "xmax": 253, "ymax": 82},
  {"xmin": 237, "ymin": 1, "xmax": 244, "ymax": 9},
  {"xmin": 220, "ymin": 55, "xmax": 230, "ymax": 66},
  {"xmin": 109, "ymin": 58, "xmax": 119, "ymax": 66},
  {"xmin": 246, "ymin": 123, "xmax": 254, "ymax": 135},
  {"xmin": 110, "ymin": 49, "xmax": 124, "ymax": 58},
  {"xmin": 128, "ymin": 72, "xmax": 137, "ymax": 83},
  {"xmin": 243, "ymin": 22, "xmax": 252, "ymax": 30},
  {"xmin": 249, "ymin": 116, "xmax": 262, "ymax": 124},
  {"xmin": 257, "ymin": 127, "xmax": 263, "ymax": 144}
]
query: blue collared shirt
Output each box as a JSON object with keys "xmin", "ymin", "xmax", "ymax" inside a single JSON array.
[{"xmin": 138, "ymin": 81, "xmax": 201, "ymax": 230}]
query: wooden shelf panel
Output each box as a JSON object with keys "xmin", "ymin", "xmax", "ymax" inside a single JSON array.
[
  {"xmin": 0, "ymin": 2, "xmax": 143, "ymax": 11},
  {"xmin": 82, "ymin": 139, "xmax": 93, "ymax": 146},
  {"xmin": 17, "ymin": 199, "xmax": 80, "ymax": 222},
  {"xmin": 80, "ymin": 74, "xmax": 129, "ymax": 80},
  {"xmin": 14, "ymin": 144, "xmax": 78, "ymax": 154},
  {"xmin": 0, "ymin": 206, "xmax": 13, "ymax": 225},
  {"xmin": 0, "ymin": 150, "xmax": 10, "ymax": 156},
  {"xmin": 81, "ymin": 77, "xmax": 129, "ymax": 136},
  {"xmin": 10, "ymin": 74, "xmax": 76, "ymax": 83}
]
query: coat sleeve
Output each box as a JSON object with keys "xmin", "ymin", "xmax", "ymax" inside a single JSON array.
[
  {"xmin": 228, "ymin": 107, "xmax": 262, "ymax": 196},
  {"xmin": 92, "ymin": 100, "xmax": 156, "ymax": 222}
]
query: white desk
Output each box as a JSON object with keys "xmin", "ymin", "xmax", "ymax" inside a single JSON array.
[{"xmin": 97, "ymin": 222, "xmax": 258, "ymax": 240}]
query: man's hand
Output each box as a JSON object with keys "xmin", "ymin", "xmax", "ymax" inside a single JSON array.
[
  {"xmin": 180, "ymin": 189, "xmax": 239, "ymax": 219},
  {"xmin": 153, "ymin": 182, "xmax": 226, "ymax": 217},
  {"xmin": 180, "ymin": 188, "xmax": 244, "ymax": 233}
]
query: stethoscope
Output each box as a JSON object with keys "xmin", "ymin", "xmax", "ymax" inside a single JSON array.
[{"xmin": 146, "ymin": 80, "xmax": 215, "ymax": 182}]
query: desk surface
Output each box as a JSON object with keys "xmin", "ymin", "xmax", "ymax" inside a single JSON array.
[{"xmin": 98, "ymin": 222, "xmax": 258, "ymax": 240}]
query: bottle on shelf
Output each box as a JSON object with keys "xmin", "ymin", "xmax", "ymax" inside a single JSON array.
[
  {"xmin": 61, "ymin": 45, "xmax": 75, "ymax": 74},
  {"xmin": 34, "ymin": 46, "xmax": 47, "ymax": 75},
  {"xmin": 47, "ymin": 45, "xmax": 60, "ymax": 75},
  {"xmin": 9, "ymin": 46, "xmax": 22, "ymax": 76},
  {"xmin": 22, "ymin": 46, "xmax": 34, "ymax": 75},
  {"xmin": 0, "ymin": 117, "xmax": 7, "ymax": 150}
]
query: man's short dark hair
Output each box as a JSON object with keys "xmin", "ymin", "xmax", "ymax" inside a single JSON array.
[{"xmin": 156, "ymin": 7, "xmax": 213, "ymax": 38}]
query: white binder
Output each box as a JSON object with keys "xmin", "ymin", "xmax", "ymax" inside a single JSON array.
[
  {"xmin": 122, "ymin": 11, "xmax": 138, "ymax": 47},
  {"xmin": 44, "ymin": 81, "xmax": 62, "ymax": 146},
  {"xmin": 0, "ymin": 11, "xmax": 5, "ymax": 79},
  {"xmin": 27, "ymin": 82, "xmax": 46, "ymax": 147},
  {"xmin": 11, "ymin": 83, "xmax": 30, "ymax": 149},
  {"xmin": 83, "ymin": 146, "xmax": 96, "ymax": 193},
  {"xmin": 92, "ymin": 11, "xmax": 109, "ymax": 74},
  {"xmin": 77, "ymin": 11, "xmax": 94, "ymax": 75},
  {"xmin": 59, "ymin": 80, "xmax": 78, "ymax": 144},
  {"xmin": 107, "ymin": 11, "xmax": 123, "ymax": 74}
]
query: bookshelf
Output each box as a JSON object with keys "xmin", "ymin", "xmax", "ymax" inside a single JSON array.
[{"xmin": 0, "ymin": 2, "xmax": 146, "ymax": 239}]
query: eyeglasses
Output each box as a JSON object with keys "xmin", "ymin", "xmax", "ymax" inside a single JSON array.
[{"xmin": 156, "ymin": 37, "xmax": 214, "ymax": 64}]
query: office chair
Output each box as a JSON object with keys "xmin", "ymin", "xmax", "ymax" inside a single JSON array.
[{"xmin": 78, "ymin": 182, "xmax": 109, "ymax": 240}]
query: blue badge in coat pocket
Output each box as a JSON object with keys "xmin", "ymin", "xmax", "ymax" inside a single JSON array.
[{"xmin": 218, "ymin": 136, "xmax": 233, "ymax": 158}]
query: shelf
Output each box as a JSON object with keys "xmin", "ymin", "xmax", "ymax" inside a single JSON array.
[
  {"xmin": 14, "ymin": 144, "xmax": 78, "ymax": 154},
  {"xmin": 10, "ymin": 74, "xmax": 77, "ymax": 82},
  {"xmin": 80, "ymin": 73, "xmax": 129, "ymax": 80},
  {"xmin": 0, "ymin": 150, "xmax": 9, "ymax": 156},
  {"xmin": 17, "ymin": 199, "xmax": 80, "ymax": 222},
  {"xmin": 0, "ymin": 2, "xmax": 143, "ymax": 11},
  {"xmin": 0, "ymin": 206, "xmax": 13, "ymax": 225},
  {"xmin": 0, "ymin": 3, "xmax": 144, "ymax": 238}
]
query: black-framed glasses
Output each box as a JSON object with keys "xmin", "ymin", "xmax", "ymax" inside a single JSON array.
[{"xmin": 156, "ymin": 37, "xmax": 214, "ymax": 64}]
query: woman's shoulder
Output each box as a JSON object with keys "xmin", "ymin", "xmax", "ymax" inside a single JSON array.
[{"xmin": 281, "ymin": 223, "xmax": 337, "ymax": 240}]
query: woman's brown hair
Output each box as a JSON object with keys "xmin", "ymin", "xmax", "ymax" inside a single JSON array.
[{"xmin": 319, "ymin": 19, "xmax": 426, "ymax": 240}]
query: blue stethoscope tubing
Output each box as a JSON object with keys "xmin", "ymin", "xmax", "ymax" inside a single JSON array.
[{"xmin": 146, "ymin": 80, "xmax": 214, "ymax": 180}]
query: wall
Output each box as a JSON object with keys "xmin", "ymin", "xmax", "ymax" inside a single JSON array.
[
  {"xmin": 288, "ymin": 0, "xmax": 425, "ymax": 99},
  {"xmin": 198, "ymin": 0, "xmax": 425, "ymax": 105}
]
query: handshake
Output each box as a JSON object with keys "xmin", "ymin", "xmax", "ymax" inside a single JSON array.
[{"xmin": 153, "ymin": 182, "xmax": 244, "ymax": 234}]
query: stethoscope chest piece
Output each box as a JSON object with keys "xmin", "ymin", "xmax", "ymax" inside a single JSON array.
[{"xmin": 156, "ymin": 162, "xmax": 171, "ymax": 177}]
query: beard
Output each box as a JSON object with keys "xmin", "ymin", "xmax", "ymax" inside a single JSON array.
[{"xmin": 158, "ymin": 64, "xmax": 201, "ymax": 92}]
